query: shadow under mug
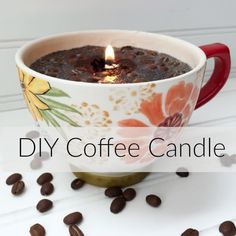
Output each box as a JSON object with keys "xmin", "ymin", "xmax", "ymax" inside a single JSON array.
[{"xmin": 15, "ymin": 30, "xmax": 231, "ymax": 187}]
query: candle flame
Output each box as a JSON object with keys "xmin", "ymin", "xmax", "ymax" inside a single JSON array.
[{"xmin": 105, "ymin": 45, "xmax": 115, "ymax": 62}]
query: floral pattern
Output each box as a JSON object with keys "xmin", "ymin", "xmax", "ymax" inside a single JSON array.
[
  {"xmin": 18, "ymin": 68, "xmax": 81, "ymax": 127},
  {"xmin": 70, "ymin": 102, "xmax": 112, "ymax": 127},
  {"xmin": 116, "ymin": 81, "xmax": 200, "ymax": 164},
  {"xmin": 18, "ymin": 68, "xmax": 50, "ymax": 121},
  {"xmin": 158, "ymin": 113, "xmax": 183, "ymax": 127},
  {"xmin": 109, "ymin": 83, "xmax": 156, "ymax": 115},
  {"xmin": 118, "ymin": 81, "xmax": 199, "ymax": 128}
]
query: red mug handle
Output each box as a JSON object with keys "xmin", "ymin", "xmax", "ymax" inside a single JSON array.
[{"xmin": 195, "ymin": 43, "xmax": 231, "ymax": 109}]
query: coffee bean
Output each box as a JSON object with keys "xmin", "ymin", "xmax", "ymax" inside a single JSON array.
[
  {"xmin": 105, "ymin": 187, "xmax": 123, "ymax": 198},
  {"xmin": 26, "ymin": 130, "xmax": 40, "ymax": 139},
  {"xmin": 123, "ymin": 188, "xmax": 136, "ymax": 201},
  {"xmin": 36, "ymin": 199, "xmax": 53, "ymax": 213},
  {"xmin": 148, "ymin": 50, "xmax": 158, "ymax": 56},
  {"xmin": 37, "ymin": 173, "xmax": 53, "ymax": 185},
  {"xmin": 173, "ymin": 61, "xmax": 180, "ymax": 66},
  {"xmin": 71, "ymin": 178, "xmax": 85, "ymax": 190},
  {"xmin": 30, "ymin": 223, "xmax": 46, "ymax": 236},
  {"xmin": 149, "ymin": 64, "xmax": 158, "ymax": 70},
  {"xmin": 11, "ymin": 181, "xmax": 25, "ymax": 195},
  {"xmin": 118, "ymin": 59, "xmax": 136, "ymax": 72},
  {"xmin": 121, "ymin": 46, "xmax": 134, "ymax": 52},
  {"xmin": 135, "ymin": 51, "xmax": 145, "ymax": 56},
  {"xmin": 161, "ymin": 56, "xmax": 169, "ymax": 63},
  {"xmin": 69, "ymin": 225, "xmax": 84, "ymax": 236},
  {"xmin": 219, "ymin": 221, "xmax": 236, "ymax": 236},
  {"xmin": 6, "ymin": 173, "xmax": 22, "ymax": 185},
  {"xmin": 110, "ymin": 197, "xmax": 126, "ymax": 214},
  {"xmin": 176, "ymin": 167, "xmax": 189, "ymax": 178},
  {"xmin": 181, "ymin": 228, "xmax": 199, "ymax": 236},
  {"xmin": 141, "ymin": 58, "xmax": 155, "ymax": 64},
  {"xmin": 146, "ymin": 194, "xmax": 162, "ymax": 207},
  {"xmin": 63, "ymin": 212, "xmax": 83, "ymax": 225},
  {"xmin": 158, "ymin": 65, "xmax": 168, "ymax": 72},
  {"xmin": 40, "ymin": 182, "xmax": 54, "ymax": 196},
  {"xmin": 172, "ymin": 71, "xmax": 181, "ymax": 77}
]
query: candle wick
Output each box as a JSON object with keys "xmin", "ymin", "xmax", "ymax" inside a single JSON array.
[
  {"xmin": 104, "ymin": 58, "xmax": 119, "ymax": 70},
  {"xmin": 105, "ymin": 59, "xmax": 113, "ymax": 65}
]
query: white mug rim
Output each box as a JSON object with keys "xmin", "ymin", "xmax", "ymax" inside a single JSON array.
[{"xmin": 15, "ymin": 29, "xmax": 206, "ymax": 87}]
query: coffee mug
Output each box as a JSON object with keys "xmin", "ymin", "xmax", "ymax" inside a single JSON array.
[{"xmin": 15, "ymin": 30, "xmax": 231, "ymax": 187}]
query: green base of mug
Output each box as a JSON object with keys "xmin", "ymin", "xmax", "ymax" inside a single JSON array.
[{"xmin": 73, "ymin": 172, "xmax": 149, "ymax": 188}]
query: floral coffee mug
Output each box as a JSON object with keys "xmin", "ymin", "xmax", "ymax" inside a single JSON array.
[{"xmin": 15, "ymin": 30, "xmax": 231, "ymax": 187}]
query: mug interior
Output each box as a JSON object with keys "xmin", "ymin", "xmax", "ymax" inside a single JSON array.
[{"xmin": 16, "ymin": 30, "xmax": 206, "ymax": 84}]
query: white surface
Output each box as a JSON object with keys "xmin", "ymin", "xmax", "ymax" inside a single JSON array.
[
  {"xmin": 0, "ymin": 0, "xmax": 235, "ymax": 40},
  {"xmin": 0, "ymin": 79, "xmax": 236, "ymax": 235}
]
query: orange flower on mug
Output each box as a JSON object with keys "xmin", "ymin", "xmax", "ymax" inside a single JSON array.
[
  {"xmin": 118, "ymin": 81, "xmax": 199, "ymax": 127},
  {"xmin": 117, "ymin": 81, "xmax": 199, "ymax": 164},
  {"xmin": 18, "ymin": 68, "xmax": 50, "ymax": 121}
]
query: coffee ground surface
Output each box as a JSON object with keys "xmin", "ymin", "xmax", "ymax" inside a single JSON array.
[{"xmin": 30, "ymin": 45, "xmax": 192, "ymax": 83}]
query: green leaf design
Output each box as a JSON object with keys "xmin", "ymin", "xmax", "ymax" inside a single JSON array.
[
  {"xmin": 45, "ymin": 87, "xmax": 70, "ymax": 97},
  {"xmin": 40, "ymin": 110, "xmax": 60, "ymax": 127},
  {"xmin": 40, "ymin": 111, "xmax": 50, "ymax": 126},
  {"xmin": 39, "ymin": 97, "xmax": 81, "ymax": 115},
  {"xmin": 49, "ymin": 109, "xmax": 79, "ymax": 127}
]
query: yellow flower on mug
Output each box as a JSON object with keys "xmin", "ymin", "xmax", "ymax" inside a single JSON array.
[
  {"xmin": 17, "ymin": 68, "xmax": 81, "ymax": 127},
  {"xmin": 18, "ymin": 68, "xmax": 50, "ymax": 121}
]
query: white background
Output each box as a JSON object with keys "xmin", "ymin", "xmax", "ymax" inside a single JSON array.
[{"xmin": 1, "ymin": 1, "xmax": 236, "ymax": 235}]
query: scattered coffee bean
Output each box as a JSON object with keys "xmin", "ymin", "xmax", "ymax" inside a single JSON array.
[
  {"xmin": 40, "ymin": 182, "xmax": 54, "ymax": 196},
  {"xmin": 11, "ymin": 180, "xmax": 25, "ymax": 195},
  {"xmin": 37, "ymin": 173, "xmax": 53, "ymax": 185},
  {"xmin": 25, "ymin": 130, "xmax": 40, "ymax": 139},
  {"xmin": 123, "ymin": 188, "xmax": 136, "ymax": 201},
  {"xmin": 69, "ymin": 224, "xmax": 84, "ymax": 236},
  {"xmin": 105, "ymin": 187, "xmax": 123, "ymax": 198},
  {"xmin": 181, "ymin": 228, "xmax": 199, "ymax": 236},
  {"xmin": 6, "ymin": 173, "xmax": 22, "ymax": 185},
  {"xmin": 176, "ymin": 167, "xmax": 189, "ymax": 178},
  {"xmin": 63, "ymin": 212, "xmax": 83, "ymax": 225},
  {"xmin": 29, "ymin": 223, "xmax": 46, "ymax": 236},
  {"xmin": 36, "ymin": 199, "xmax": 53, "ymax": 213},
  {"xmin": 71, "ymin": 178, "xmax": 85, "ymax": 190},
  {"xmin": 146, "ymin": 194, "xmax": 162, "ymax": 207},
  {"xmin": 219, "ymin": 221, "xmax": 236, "ymax": 236},
  {"xmin": 110, "ymin": 197, "xmax": 126, "ymax": 214}
]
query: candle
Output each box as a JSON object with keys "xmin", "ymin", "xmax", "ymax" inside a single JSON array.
[
  {"xmin": 104, "ymin": 45, "xmax": 119, "ymax": 70},
  {"xmin": 30, "ymin": 45, "xmax": 191, "ymax": 84},
  {"xmin": 101, "ymin": 45, "xmax": 120, "ymax": 83}
]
